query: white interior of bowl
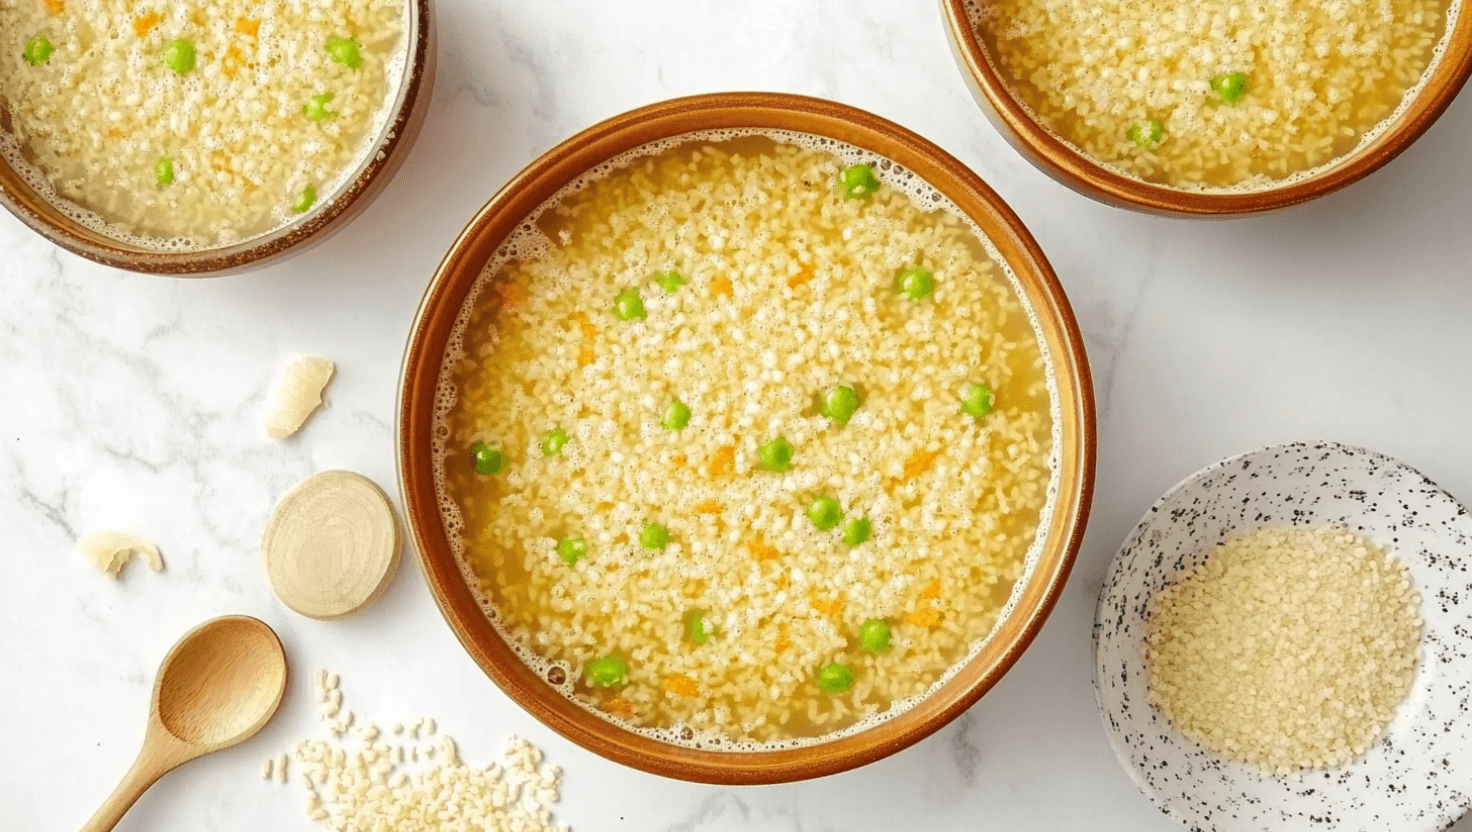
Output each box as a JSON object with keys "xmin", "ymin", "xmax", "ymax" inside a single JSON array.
[{"xmin": 1094, "ymin": 440, "xmax": 1472, "ymax": 832}]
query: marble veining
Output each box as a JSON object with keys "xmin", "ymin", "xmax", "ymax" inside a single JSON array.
[{"xmin": 5, "ymin": 1, "xmax": 1472, "ymax": 830}]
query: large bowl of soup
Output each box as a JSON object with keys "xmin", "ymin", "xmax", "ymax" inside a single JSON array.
[
  {"xmin": 0, "ymin": 0, "xmax": 434, "ymax": 274},
  {"xmin": 941, "ymin": 0, "xmax": 1472, "ymax": 214},
  {"xmin": 397, "ymin": 92, "xmax": 1096, "ymax": 783}
]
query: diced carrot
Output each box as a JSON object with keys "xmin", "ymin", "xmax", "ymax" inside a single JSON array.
[
  {"xmin": 747, "ymin": 539, "xmax": 780, "ymax": 561},
  {"xmin": 594, "ymin": 501, "xmax": 614, "ymax": 513},
  {"xmin": 774, "ymin": 573, "xmax": 790, "ymax": 589},
  {"xmin": 604, "ymin": 698, "xmax": 636, "ymax": 719},
  {"xmin": 708, "ymin": 445, "xmax": 735, "ymax": 477},
  {"xmin": 235, "ymin": 16, "xmax": 260, "ymax": 36},
  {"xmin": 496, "ymin": 282, "xmax": 528, "ymax": 308},
  {"xmin": 105, "ymin": 128, "xmax": 123, "ymax": 140},
  {"xmin": 221, "ymin": 44, "xmax": 245, "ymax": 78},
  {"xmin": 42, "ymin": 0, "xmax": 63, "ymax": 15},
  {"xmin": 573, "ymin": 312, "xmax": 596, "ymax": 338},
  {"xmin": 786, "ymin": 263, "xmax": 815, "ymax": 288},
  {"xmin": 132, "ymin": 11, "xmax": 160, "ymax": 36},
  {"xmin": 907, "ymin": 608, "xmax": 941, "ymax": 628},
  {"xmin": 665, "ymin": 675, "xmax": 700, "ymax": 697},
  {"xmin": 671, "ymin": 454, "xmax": 687, "ymax": 468},
  {"xmin": 810, "ymin": 594, "xmax": 844, "ymax": 616},
  {"xmin": 577, "ymin": 349, "xmax": 594, "ymax": 367},
  {"xmin": 692, "ymin": 500, "xmax": 722, "ymax": 514},
  {"xmin": 921, "ymin": 579, "xmax": 942, "ymax": 600},
  {"xmin": 775, "ymin": 623, "xmax": 791, "ymax": 654},
  {"xmin": 891, "ymin": 448, "xmax": 941, "ymax": 488},
  {"xmin": 710, "ymin": 276, "xmax": 733, "ymax": 297}
]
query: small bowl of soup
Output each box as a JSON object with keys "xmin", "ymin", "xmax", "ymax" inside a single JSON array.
[
  {"xmin": 941, "ymin": 0, "xmax": 1472, "ymax": 214},
  {"xmin": 397, "ymin": 92, "xmax": 1096, "ymax": 783},
  {"xmin": 0, "ymin": 0, "xmax": 434, "ymax": 274}
]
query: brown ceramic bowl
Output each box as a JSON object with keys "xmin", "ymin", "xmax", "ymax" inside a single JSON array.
[
  {"xmin": 0, "ymin": 0, "xmax": 435, "ymax": 276},
  {"xmin": 397, "ymin": 92, "xmax": 1096, "ymax": 784},
  {"xmin": 941, "ymin": 0, "xmax": 1472, "ymax": 215}
]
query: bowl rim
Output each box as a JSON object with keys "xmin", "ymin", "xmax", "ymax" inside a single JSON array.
[
  {"xmin": 1091, "ymin": 439, "xmax": 1472, "ymax": 831},
  {"xmin": 396, "ymin": 91, "xmax": 1097, "ymax": 784},
  {"xmin": 0, "ymin": 0, "xmax": 435, "ymax": 276},
  {"xmin": 939, "ymin": 0, "xmax": 1472, "ymax": 215}
]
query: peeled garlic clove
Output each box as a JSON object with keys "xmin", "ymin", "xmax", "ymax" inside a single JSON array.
[
  {"xmin": 264, "ymin": 354, "xmax": 335, "ymax": 439},
  {"xmin": 78, "ymin": 531, "xmax": 163, "ymax": 577}
]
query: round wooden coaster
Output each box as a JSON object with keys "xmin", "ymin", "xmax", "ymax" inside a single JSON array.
[{"xmin": 262, "ymin": 470, "xmax": 401, "ymax": 620}]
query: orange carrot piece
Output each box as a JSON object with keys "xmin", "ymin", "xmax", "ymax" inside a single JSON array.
[
  {"xmin": 774, "ymin": 573, "xmax": 790, "ymax": 589},
  {"xmin": 132, "ymin": 11, "xmax": 160, "ymax": 36},
  {"xmin": 496, "ymin": 282, "xmax": 528, "ymax": 308},
  {"xmin": 235, "ymin": 16, "xmax": 260, "ymax": 36},
  {"xmin": 221, "ymin": 44, "xmax": 245, "ymax": 78},
  {"xmin": 604, "ymin": 698, "xmax": 636, "ymax": 719},
  {"xmin": 710, "ymin": 276, "xmax": 733, "ymax": 297},
  {"xmin": 892, "ymin": 448, "xmax": 941, "ymax": 487},
  {"xmin": 747, "ymin": 539, "xmax": 780, "ymax": 561},
  {"xmin": 594, "ymin": 501, "xmax": 615, "ymax": 513},
  {"xmin": 907, "ymin": 608, "xmax": 941, "ymax": 628},
  {"xmin": 708, "ymin": 445, "xmax": 735, "ymax": 477},
  {"xmin": 573, "ymin": 312, "xmax": 596, "ymax": 338},
  {"xmin": 671, "ymin": 454, "xmax": 687, "ymax": 468},
  {"xmin": 43, "ymin": 0, "xmax": 63, "ymax": 15},
  {"xmin": 665, "ymin": 676, "xmax": 700, "ymax": 698},
  {"xmin": 786, "ymin": 264, "xmax": 815, "ymax": 288},
  {"xmin": 921, "ymin": 579, "xmax": 942, "ymax": 600},
  {"xmin": 692, "ymin": 500, "xmax": 722, "ymax": 514},
  {"xmin": 577, "ymin": 349, "xmax": 594, "ymax": 367},
  {"xmin": 775, "ymin": 623, "xmax": 791, "ymax": 654},
  {"xmin": 810, "ymin": 594, "xmax": 844, "ymax": 616}
]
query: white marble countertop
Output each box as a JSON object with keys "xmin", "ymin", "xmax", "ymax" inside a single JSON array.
[{"xmin": 6, "ymin": 1, "xmax": 1472, "ymax": 830}]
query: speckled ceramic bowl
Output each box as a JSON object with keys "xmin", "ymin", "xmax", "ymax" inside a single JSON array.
[
  {"xmin": 1095, "ymin": 441, "xmax": 1472, "ymax": 832},
  {"xmin": 0, "ymin": 0, "xmax": 434, "ymax": 276}
]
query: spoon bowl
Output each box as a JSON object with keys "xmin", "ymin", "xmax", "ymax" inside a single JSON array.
[{"xmin": 81, "ymin": 615, "xmax": 287, "ymax": 832}]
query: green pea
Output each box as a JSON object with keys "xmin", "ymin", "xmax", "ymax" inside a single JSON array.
[
  {"xmin": 325, "ymin": 35, "xmax": 363, "ymax": 69},
  {"xmin": 639, "ymin": 521, "xmax": 669, "ymax": 551},
  {"xmin": 654, "ymin": 271, "xmax": 687, "ymax": 294},
  {"xmin": 1210, "ymin": 72, "xmax": 1249, "ymax": 104},
  {"xmin": 961, "ymin": 382, "xmax": 995, "ymax": 419},
  {"xmin": 1127, "ymin": 119, "xmax": 1165, "ymax": 148},
  {"xmin": 23, "ymin": 34, "xmax": 53, "ymax": 66},
  {"xmin": 897, "ymin": 267, "xmax": 933, "ymax": 300},
  {"xmin": 540, "ymin": 428, "xmax": 569, "ymax": 458},
  {"xmin": 838, "ymin": 163, "xmax": 880, "ymax": 200},
  {"xmin": 584, "ymin": 655, "xmax": 628, "ymax": 688},
  {"xmin": 816, "ymin": 662, "xmax": 853, "ymax": 693},
  {"xmin": 758, "ymin": 436, "xmax": 794, "ymax": 473},
  {"xmin": 821, "ymin": 385, "xmax": 859, "ymax": 423},
  {"xmin": 556, "ymin": 535, "xmax": 586, "ymax": 567},
  {"xmin": 683, "ymin": 609, "xmax": 714, "ymax": 645},
  {"xmin": 661, "ymin": 399, "xmax": 691, "ymax": 431},
  {"xmin": 858, "ymin": 618, "xmax": 892, "ymax": 653},
  {"xmin": 842, "ymin": 516, "xmax": 871, "ymax": 547},
  {"xmin": 613, "ymin": 288, "xmax": 646, "ymax": 321},
  {"xmin": 291, "ymin": 184, "xmax": 317, "ymax": 214},
  {"xmin": 160, "ymin": 38, "xmax": 195, "ymax": 75},
  {"xmin": 303, "ymin": 92, "xmax": 335, "ymax": 122},
  {"xmin": 469, "ymin": 441, "xmax": 505, "ymax": 476},
  {"xmin": 807, "ymin": 496, "xmax": 843, "ymax": 531},
  {"xmin": 153, "ymin": 156, "xmax": 174, "ymax": 186}
]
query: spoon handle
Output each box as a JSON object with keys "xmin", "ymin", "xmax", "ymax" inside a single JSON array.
[{"xmin": 79, "ymin": 742, "xmax": 176, "ymax": 832}]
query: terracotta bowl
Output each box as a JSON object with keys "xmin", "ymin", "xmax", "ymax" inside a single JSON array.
[
  {"xmin": 397, "ymin": 92, "xmax": 1096, "ymax": 784},
  {"xmin": 940, "ymin": 0, "xmax": 1472, "ymax": 215},
  {"xmin": 0, "ymin": 0, "xmax": 435, "ymax": 276}
]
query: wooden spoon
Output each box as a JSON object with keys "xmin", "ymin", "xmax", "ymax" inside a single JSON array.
[{"xmin": 80, "ymin": 615, "xmax": 288, "ymax": 832}]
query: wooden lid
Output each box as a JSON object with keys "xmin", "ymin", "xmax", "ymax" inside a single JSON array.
[{"xmin": 262, "ymin": 470, "xmax": 401, "ymax": 620}]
